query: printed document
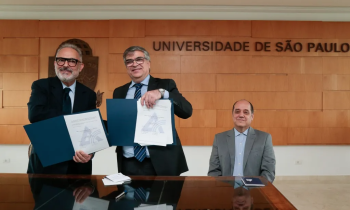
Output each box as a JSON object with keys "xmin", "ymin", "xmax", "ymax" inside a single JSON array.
[
  {"xmin": 134, "ymin": 99, "xmax": 173, "ymax": 146},
  {"xmin": 135, "ymin": 204, "xmax": 173, "ymax": 210},
  {"xmin": 64, "ymin": 110, "xmax": 109, "ymax": 154},
  {"xmin": 103, "ymin": 173, "xmax": 131, "ymax": 186},
  {"xmin": 72, "ymin": 196, "xmax": 109, "ymax": 210}
]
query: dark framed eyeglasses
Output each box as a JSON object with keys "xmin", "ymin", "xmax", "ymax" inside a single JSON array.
[
  {"xmin": 125, "ymin": 57, "xmax": 147, "ymax": 67},
  {"xmin": 55, "ymin": 57, "xmax": 81, "ymax": 67}
]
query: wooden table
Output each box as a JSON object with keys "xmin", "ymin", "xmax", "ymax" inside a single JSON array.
[{"xmin": 0, "ymin": 173, "xmax": 296, "ymax": 210}]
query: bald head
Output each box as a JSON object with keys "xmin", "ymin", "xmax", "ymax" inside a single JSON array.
[
  {"xmin": 232, "ymin": 100, "xmax": 254, "ymax": 133},
  {"xmin": 232, "ymin": 99, "xmax": 254, "ymax": 114}
]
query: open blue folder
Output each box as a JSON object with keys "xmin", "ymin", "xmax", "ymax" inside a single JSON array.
[
  {"xmin": 24, "ymin": 109, "xmax": 107, "ymax": 167},
  {"xmin": 106, "ymin": 99, "xmax": 176, "ymax": 146}
]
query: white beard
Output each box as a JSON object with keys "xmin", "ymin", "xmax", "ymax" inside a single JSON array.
[{"xmin": 55, "ymin": 66, "xmax": 78, "ymax": 83}]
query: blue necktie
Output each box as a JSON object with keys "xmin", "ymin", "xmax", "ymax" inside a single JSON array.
[
  {"xmin": 133, "ymin": 83, "xmax": 147, "ymax": 162},
  {"xmin": 134, "ymin": 187, "xmax": 147, "ymax": 202},
  {"xmin": 62, "ymin": 87, "xmax": 72, "ymax": 115}
]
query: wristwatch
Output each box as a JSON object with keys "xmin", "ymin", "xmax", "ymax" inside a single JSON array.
[{"xmin": 158, "ymin": 88, "xmax": 165, "ymax": 98}]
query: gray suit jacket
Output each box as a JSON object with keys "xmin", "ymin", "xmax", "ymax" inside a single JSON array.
[{"xmin": 208, "ymin": 127, "xmax": 276, "ymax": 182}]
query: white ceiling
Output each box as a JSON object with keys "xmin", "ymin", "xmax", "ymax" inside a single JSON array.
[
  {"xmin": 0, "ymin": 0, "xmax": 349, "ymax": 7},
  {"xmin": 0, "ymin": 0, "xmax": 350, "ymax": 21}
]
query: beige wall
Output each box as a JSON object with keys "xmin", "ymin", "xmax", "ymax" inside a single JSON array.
[{"xmin": 0, "ymin": 20, "xmax": 350, "ymax": 145}]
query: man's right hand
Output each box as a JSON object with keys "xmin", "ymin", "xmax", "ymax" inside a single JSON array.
[{"xmin": 140, "ymin": 90, "xmax": 162, "ymax": 108}]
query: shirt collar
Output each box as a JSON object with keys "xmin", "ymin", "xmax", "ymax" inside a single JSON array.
[
  {"xmin": 129, "ymin": 74, "xmax": 150, "ymax": 89},
  {"xmin": 61, "ymin": 80, "xmax": 76, "ymax": 94},
  {"xmin": 234, "ymin": 128, "xmax": 249, "ymax": 137}
]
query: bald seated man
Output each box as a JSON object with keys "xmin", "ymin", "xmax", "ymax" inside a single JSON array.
[{"xmin": 208, "ymin": 99, "xmax": 276, "ymax": 182}]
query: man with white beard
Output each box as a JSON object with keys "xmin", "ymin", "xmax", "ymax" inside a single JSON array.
[{"xmin": 27, "ymin": 43, "xmax": 97, "ymax": 175}]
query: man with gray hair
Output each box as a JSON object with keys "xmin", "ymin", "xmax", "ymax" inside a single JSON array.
[
  {"xmin": 27, "ymin": 43, "xmax": 97, "ymax": 174},
  {"xmin": 113, "ymin": 46, "xmax": 192, "ymax": 176}
]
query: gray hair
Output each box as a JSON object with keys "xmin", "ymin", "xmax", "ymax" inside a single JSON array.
[
  {"xmin": 123, "ymin": 46, "xmax": 151, "ymax": 63},
  {"xmin": 55, "ymin": 43, "xmax": 83, "ymax": 62}
]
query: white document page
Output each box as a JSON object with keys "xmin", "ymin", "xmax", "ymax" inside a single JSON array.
[
  {"xmin": 102, "ymin": 178, "xmax": 123, "ymax": 186},
  {"xmin": 64, "ymin": 110, "xmax": 109, "ymax": 154},
  {"xmin": 105, "ymin": 173, "xmax": 131, "ymax": 182},
  {"xmin": 72, "ymin": 196, "xmax": 109, "ymax": 210},
  {"xmin": 134, "ymin": 99, "xmax": 173, "ymax": 146},
  {"xmin": 135, "ymin": 204, "xmax": 167, "ymax": 210}
]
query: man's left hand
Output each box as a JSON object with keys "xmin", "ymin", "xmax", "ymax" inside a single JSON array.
[
  {"xmin": 73, "ymin": 151, "xmax": 92, "ymax": 163},
  {"xmin": 140, "ymin": 90, "xmax": 161, "ymax": 108},
  {"xmin": 73, "ymin": 185, "xmax": 93, "ymax": 203}
]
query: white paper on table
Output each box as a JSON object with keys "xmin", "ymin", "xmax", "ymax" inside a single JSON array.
[
  {"xmin": 138, "ymin": 143, "xmax": 163, "ymax": 146},
  {"xmin": 64, "ymin": 110, "xmax": 109, "ymax": 154},
  {"xmin": 135, "ymin": 204, "xmax": 167, "ymax": 210},
  {"xmin": 105, "ymin": 173, "xmax": 131, "ymax": 182},
  {"xmin": 134, "ymin": 99, "xmax": 173, "ymax": 146},
  {"xmin": 102, "ymin": 178, "xmax": 123, "ymax": 186},
  {"xmin": 72, "ymin": 196, "xmax": 109, "ymax": 210}
]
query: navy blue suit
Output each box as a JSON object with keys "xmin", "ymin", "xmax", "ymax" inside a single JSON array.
[
  {"xmin": 27, "ymin": 76, "xmax": 96, "ymax": 175},
  {"xmin": 113, "ymin": 76, "xmax": 192, "ymax": 176}
]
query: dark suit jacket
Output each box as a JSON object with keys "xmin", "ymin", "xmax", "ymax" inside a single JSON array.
[
  {"xmin": 29, "ymin": 175, "xmax": 99, "ymax": 209},
  {"xmin": 113, "ymin": 75, "xmax": 192, "ymax": 176},
  {"xmin": 102, "ymin": 179, "xmax": 184, "ymax": 209},
  {"xmin": 27, "ymin": 76, "xmax": 97, "ymax": 175}
]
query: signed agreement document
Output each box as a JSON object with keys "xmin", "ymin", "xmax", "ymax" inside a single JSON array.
[
  {"xmin": 73, "ymin": 196, "xmax": 109, "ymax": 210},
  {"xmin": 64, "ymin": 110, "xmax": 109, "ymax": 154},
  {"xmin": 134, "ymin": 99, "xmax": 173, "ymax": 146}
]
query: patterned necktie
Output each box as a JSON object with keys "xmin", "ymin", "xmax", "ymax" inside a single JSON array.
[
  {"xmin": 62, "ymin": 87, "xmax": 72, "ymax": 115},
  {"xmin": 133, "ymin": 83, "xmax": 147, "ymax": 162},
  {"xmin": 134, "ymin": 187, "xmax": 147, "ymax": 202}
]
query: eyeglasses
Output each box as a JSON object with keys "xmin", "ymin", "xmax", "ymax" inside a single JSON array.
[
  {"xmin": 125, "ymin": 57, "xmax": 147, "ymax": 67},
  {"xmin": 55, "ymin": 57, "xmax": 81, "ymax": 67}
]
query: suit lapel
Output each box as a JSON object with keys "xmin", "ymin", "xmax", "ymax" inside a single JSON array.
[
  {"xmin": 147, "ymin": 75, "xmax": 158, "ymax": 91},
  {"xmin": 73, "ymin": 82, "xmax": 86, "ymax": 113},
  {"xmin": 120, "ymin": 83, "xmax": 131, "ymax": 98},
  {"xmin": 243, "ymin": 127, "xmax": 256, "ymax": 170},
  {"xmin": 50, "ymin": 77, "xmax": 64, "ymax": 111},
  {"xmin": 226, "ymin": 129, "xmax": 236, "ymax": 175}
]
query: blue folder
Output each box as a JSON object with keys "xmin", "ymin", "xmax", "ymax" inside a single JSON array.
[
  {"xmin": 241, "ymin": 177, "xmax": 265, "ymax": 187},
  {"xmin": 24, "ymin": 109, "xmax": 107, "ymax": 167},
  {"xmin": 106, "ymin": 99, "xmax": 176, "ymax": 146}
]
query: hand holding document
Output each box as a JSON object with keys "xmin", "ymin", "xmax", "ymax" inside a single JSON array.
[
  {"xmin": 64, "ymin": 110, "xmax": 109, "ymax": 154},
  {"xmin": 134, "ymin": 99, "xmax": 173, "ymax": 146},
  {"xmin": 102, "ymin": 173, "xmax": 131, "ymax": 186},
  {"xmin": 24, "ymin": 109, "xmax": 109, "ymax": 167},
  {"xmin": 106, "ymin": 99, "xmax": 176, "ymax": 146}
]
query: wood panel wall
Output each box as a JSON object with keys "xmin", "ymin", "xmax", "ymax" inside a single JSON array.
[
  {"xmin": 0, "ymin": 174, "xmax": 34, "ymax": 209},
  {"xmin": 0, "ymin": 20, "xmax": 349, "ymax": 145}
]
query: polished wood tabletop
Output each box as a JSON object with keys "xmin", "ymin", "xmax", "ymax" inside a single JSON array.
[{"xmin": 0, "ymin": 173, "xmax": 296, "ymax": 210}]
